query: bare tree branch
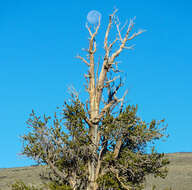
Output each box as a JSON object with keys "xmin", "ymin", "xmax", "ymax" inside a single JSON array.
[
  {"xmin": 104, "ymin": 9, "xmax": 118, "ymax": 51},
  {"xmin": 120, "ymin": 89, "xmax": 128, "ymax": 113},
  {"xmin": 105, "ymin": 75, "xmax": 120, "ymax": 85},
  {"xmin": 85, "ymin": 23, "xmax": 93, "ymax": 37},
  {"xmin": 128, "ymin": 29, "xmax": 146, "ymax": 40},
  {"xmin": 111, "ymin": 168, "xmax": 131, "ymax": 190},
  {"xmin": 115, "ymin": 17, "xmax": 123, "ymax": 42},
  {"xmin": 76, "ymin": 55, "xmax": 90, "ymax": 66},
  {"xmin": 47, "ymin": 157, "xmax": 67, "ymax": 181},
  {"xmin": 109, "ymin": 18, "xmax": 144, "ymax": 63},
  {"xmin": 96, "ymin": 56, "xmax": 101, "ymax": 83},
  {"xmin": 96, "ymin": 13, "xmax": 144, "ymax": 108},
  {"xmin": 123, "ymin": 44, "xmax": 135, "ymax": 50},
  {"xmin": 96, "ymin": 96, "xmax": 123, "ymax": 121},
  {"xmin": 84, "ymin": 116, "xmax": 94, "ymax": 128},
  {"xmin": 108, "ymin": 37, "xmax": 118, "ymax": 50},
  {"xmin": 114, "ymin": 138, "xmax": 123, "ymax": 159}
]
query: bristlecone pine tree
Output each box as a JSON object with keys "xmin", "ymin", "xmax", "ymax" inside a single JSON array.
[{"xmin": 22, "ymin": 10, "xmax": 169, "ymax": 190}]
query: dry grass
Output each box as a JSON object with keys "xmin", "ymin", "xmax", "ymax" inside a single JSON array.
[
  {"xmin": 144, "ymin": 152, "xmax": 192, "ymax": 190},
  {"xmin": 0, "ymin": 166, "xmax": 48, "ymax": 190},
  {"xmin": 0, "ymin": 153, "xmax": 192, "ymax": 190}
]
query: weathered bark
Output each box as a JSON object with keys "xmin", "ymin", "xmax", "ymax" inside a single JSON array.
[{"xmin": 77, "ymin": 10, "xmax": 144, "ymax": 190}]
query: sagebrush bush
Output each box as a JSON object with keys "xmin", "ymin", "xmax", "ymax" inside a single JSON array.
[
  {"xmin": 11, "ymin": 181, "xmax": 42, "ymax": 190},
  {"xmin": 11, "ymin": 181, "xmax": 72, "ymax": 190}
]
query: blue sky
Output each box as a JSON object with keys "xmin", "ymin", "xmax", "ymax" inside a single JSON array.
[{"xmin": 0, "ymin": 0, "xmax": 192, "ymax": 168}]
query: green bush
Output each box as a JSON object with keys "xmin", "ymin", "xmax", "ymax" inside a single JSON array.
[
  {"xmin": 11, "ymin": 181, "xmax": 73, "ymax": 190},
  {"xmin": 11, "ymin": 181, "xmax": 43, "ymax": 190},
  {"xmin": 46, "ymin": 182, "xmax": 72, "ymax": 190}
]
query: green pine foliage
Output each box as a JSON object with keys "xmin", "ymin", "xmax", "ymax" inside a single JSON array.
[{"xmin": 21, "ymin": 95, "xmax": 169, "ymax": 189}]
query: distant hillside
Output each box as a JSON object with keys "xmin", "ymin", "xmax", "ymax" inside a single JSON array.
[
  {"xmin": 0, "ymin": 152, "xmax": 192, "ymax": 190},
  {"xmin": 145, "ymin": 152, "xmax": 192, "ymax": 190}
]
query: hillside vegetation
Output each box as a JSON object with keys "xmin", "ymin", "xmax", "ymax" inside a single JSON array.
[{"xmin": 0, "ymin": 153, "xmax": 191, "ymax": 190}]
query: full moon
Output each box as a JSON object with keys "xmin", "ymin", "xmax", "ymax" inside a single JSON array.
[{"xmin": 87, "ymin": 10, "xmax": 102, "ymax": 25}]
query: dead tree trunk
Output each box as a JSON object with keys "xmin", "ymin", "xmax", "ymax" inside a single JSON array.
[{"xmin": 77, "ymin": 10, "xmax": 144, "ymax": 190}]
